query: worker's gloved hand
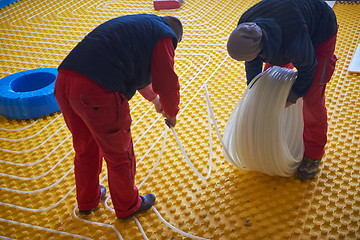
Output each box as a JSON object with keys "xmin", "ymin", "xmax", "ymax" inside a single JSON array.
[
  {"xmin": 151, "ymin": 96, "xmax": 176, "ymax": 127},
  {"xmin": 162, "ymin": 112, "xmax": 176, "ymax": 128},
  {"xmin": 165, "ymin": 116, "xmax": 176, "ymax": 128},
  {"xmin": 151, "ymin": 96, "xmax": 163, "ymax": 114},
  {"xmin": 285, "ymin": 100, "xmax": 293, "ymax": 108},
  {"xmin": 286, "ymin": 90, "xmax": 299, "ymax": 108}
]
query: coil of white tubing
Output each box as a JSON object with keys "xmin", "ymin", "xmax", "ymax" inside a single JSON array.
[{"xmin": 223, "ymin": 66, "xmax": 304, "ymax": 177}]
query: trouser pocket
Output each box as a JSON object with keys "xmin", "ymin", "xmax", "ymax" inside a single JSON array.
[{"xmin": 319, "ymin": 54, "xmax": 337, "ymax": 85}]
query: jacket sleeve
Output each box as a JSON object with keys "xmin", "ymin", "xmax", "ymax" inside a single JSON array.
[
  {"xmin": 245, "ymin": 56, "xmax": 263, "ymax": 85},
  {"xmin": 151, "ymin": 37, "xmax": 180, "ymax": 117},
  {"xmin": 138, "ymin": 83, "xmax": 157, "ymax": 101},
  {"xmin": 287, "ymin": 31, "xmax": 317, "ymax": 103}
]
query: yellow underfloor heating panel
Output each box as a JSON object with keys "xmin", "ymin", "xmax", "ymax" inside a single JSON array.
[{"xmin": 0, "ymin": 0, "xmax": 359, "ymax": 239}]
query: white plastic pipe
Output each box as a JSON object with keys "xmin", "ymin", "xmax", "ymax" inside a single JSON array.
[{"xmin": 223, "ymin": 66, "xmax": 304, "ymax": 177}]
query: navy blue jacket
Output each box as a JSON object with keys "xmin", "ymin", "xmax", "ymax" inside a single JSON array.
[
  {"xmin": 239, "ymin": 0, "xmax": 337, "ymax": 102},
  {"xmin": 59, "ymin": 14, "xmax": 178, "ymax": 100}
]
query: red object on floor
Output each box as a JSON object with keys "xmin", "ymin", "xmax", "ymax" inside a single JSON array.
[{"xmin": 154, "ymin": 0, "xmax": 182, "ymax": 10}]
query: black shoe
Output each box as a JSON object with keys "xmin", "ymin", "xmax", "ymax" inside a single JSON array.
[
  {"xmin": 118, "ymin": 193, "xmax": 156, "ymax": 220},
  {"xmin": 297, "ymin": 156, "xmax": 321, "ymax": 180},
  {"xmin": 79, "ymin": 185, "xmax": 106, "ymax": 215}
]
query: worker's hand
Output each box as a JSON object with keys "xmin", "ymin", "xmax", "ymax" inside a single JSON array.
[
  {"xmin": 165, "ymin": 116, "xmax": 176, "ymax": 128},
  {"xmin": 162, "ymin": 112, "xmax": 176, "ymax": 128},
  {"xmin": 152, "ymin": 96, "xmax": 176, "ymax": 127},
  {"xmin": 285, "ymin": 100, "xmax": 293, "ymax": 108},
  {"xmin": 151, "ymin": 96, "xmax": 163, "ymax": 114},
  {"xmin": 286, "ymin": 91, "xmax": 298, "ymax": 108}
]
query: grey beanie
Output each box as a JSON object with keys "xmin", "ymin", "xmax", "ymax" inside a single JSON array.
[{"xmin": 227, "ymin": 22, "xmax": 262, "ymax": 61}]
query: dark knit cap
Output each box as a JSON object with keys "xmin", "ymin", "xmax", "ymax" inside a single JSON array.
[{"xmin": 227, "ymin": 22, "xmax": 262, "ymax": 61}]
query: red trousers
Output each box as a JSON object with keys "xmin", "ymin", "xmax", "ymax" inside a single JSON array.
[
  {"xmin": 264, "ymin": 33, "xmax": 337, "ymax": 160},
  {"xmin": 54, "ymin": 69, "xmax": 141, "ymax": 218}
]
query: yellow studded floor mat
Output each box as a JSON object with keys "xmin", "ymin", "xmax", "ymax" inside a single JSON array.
[{"xmin": 0, "ymin": 0, "xmax": 359, "ymax": 239}]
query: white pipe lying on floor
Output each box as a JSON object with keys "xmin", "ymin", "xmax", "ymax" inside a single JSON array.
[{"xmin": 223, "ymin": 66, "xmax": 304, "ymax": 177}]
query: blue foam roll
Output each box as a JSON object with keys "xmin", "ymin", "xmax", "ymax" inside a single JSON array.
[{"xmin": 0, "ymin": 68, "xmax": 60, "ymax": 119}]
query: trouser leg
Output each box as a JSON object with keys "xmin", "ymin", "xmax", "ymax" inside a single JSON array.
[
  {"xmin": 56, "ymin": 70, "xmax": 142, "ymax": 218},
  {"xmin": 303, "ymin": 33, "xmax": 337, "ymax": 160},
  {"xmin": 55, "ymin": 72, "xmax": 102, "ymax": 211},
  {"xmin": 263, "ymin": 32, "xmax": 337, "ymax": 160}
]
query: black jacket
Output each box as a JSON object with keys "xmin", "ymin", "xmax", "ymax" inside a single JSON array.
[
  {"xmin": 59, "ymin": 14, "xmax": 178, "ymax": 100},
  {"xmin": 239, "ymin": 0, "xmax": 337, "ymax": 102}
]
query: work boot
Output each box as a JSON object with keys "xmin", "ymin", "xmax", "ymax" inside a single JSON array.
[
  {"xmin": 79, "ymin": 185, "xmax": 107, "ymax": 215},
  {"xmin": 118, "ymin": 193, "xmax": 156, "ymax": 220},
  {"xmin": 296, "ymin": 156, "xmax": 321, "ymax": 180}
]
